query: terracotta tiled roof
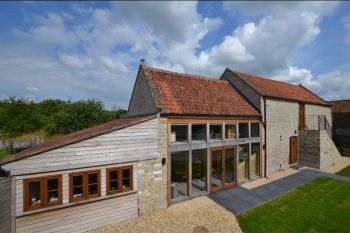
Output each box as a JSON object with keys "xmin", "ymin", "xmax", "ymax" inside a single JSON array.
[
  {"xmin": 330, "ymin": 100, "xmax": 350, "ymax": 113},
  {"xmin": 229, "ymin": 69, "xmax": 330, "ymax": 106},
  {"xmin": 0, "ymin": 115, "xmax": 156, "ymax": 165},
  {"xmin": 143, "ymin": 66, "xmax": 260, "ymax": 117}
]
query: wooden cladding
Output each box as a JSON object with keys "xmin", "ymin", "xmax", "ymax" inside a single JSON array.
[
  {"xmin": 69, "ymin": 170, "xmax": 101, "ymax": 203},
  {"xmin": 106, "ymin": 166, "xmax": 133, "ymax": 195},
  {"xmin": 23, "ymin": 175, "xmax": 62, "ymax": 212}
]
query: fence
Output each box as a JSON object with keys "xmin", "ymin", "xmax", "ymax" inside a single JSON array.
[{"xmin": 0, "ymin": 136, "xmax": 44, "ymax": 153}]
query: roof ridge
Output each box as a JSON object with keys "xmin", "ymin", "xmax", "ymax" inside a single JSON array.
[
  {"xmin": 231, "ymin": 69, "xmax": 304, "ymax": 88},
  {"xmin": 144, "ymin": 66, "xmax": 227, "ymax": 83}
]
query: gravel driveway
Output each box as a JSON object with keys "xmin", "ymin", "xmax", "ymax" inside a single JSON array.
[{"xmin": 91, "ymin": 196, "xmax": 242, "ymax": 233}]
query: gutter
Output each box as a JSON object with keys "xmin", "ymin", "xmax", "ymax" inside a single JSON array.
[{"xmin": 264, "ymin": 97, "xmax": 267, "ymax": 178}]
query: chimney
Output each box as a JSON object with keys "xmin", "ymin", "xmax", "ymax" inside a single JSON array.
[{"xmin": 140, "ymin": 58, "xmax": 145, "ymax": 65}]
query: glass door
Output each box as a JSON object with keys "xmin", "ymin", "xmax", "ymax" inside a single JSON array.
[{"xmin": 210, "ymin": 147, "xmax": 237, "ymax": 193}]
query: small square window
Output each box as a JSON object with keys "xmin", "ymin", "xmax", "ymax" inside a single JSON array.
[
  {"xmin": 171, "ymin": 125, "xmax": 188, "ymax": 143},
  {"xmin": 225, "ymin": 124, "xmax": 236, "ymax": 139},
  {"xmin": 209, "ymin": 124, "xmax": 222, "ymax": 140},
  {"xmin": 192, "ymin": 124, "xmax": 206, "ymax": 141},
  {"xmin": 250, "ymin": 123, "xmax": 260, "ymax": 137},
  {"xmin": 238, "ymin": 123, "xmax": 249, "ymax": 138}
]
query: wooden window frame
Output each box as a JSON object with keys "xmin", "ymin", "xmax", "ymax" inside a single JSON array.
[
  {"xmin": 23, "ymin": 175, "xmax": 62, "ymax": 212},
  {"xmin": 106, "ymin": 166, "xmax": 133, "ymax": 195},
  {"xmin": 69, "ymin": 170, "xmax": 101, "ymax": 203}
]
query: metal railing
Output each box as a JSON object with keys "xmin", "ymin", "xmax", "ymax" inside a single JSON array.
[{"xmin": 306, "ymin": 115, "xmax": 332, "ymax": 138}]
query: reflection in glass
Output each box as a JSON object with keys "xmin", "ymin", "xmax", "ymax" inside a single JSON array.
[
  {"xmin": 238, "ymin": 123, "xmax": 249, "ymax": 138},
  {"xmin": 47, "ymin": 178, "xmax": 59, "ymax": 204},
  {"xmin": 88, "ymin": 173, "xmax": 98, "ymax": 196},
  {"xmin": 209, "ymin": 124, "xmax": 222, "ymax": 140},
  {"xmin": 251, "ymin": 143, "xmax": 260, "ymax": 177},
  {"xmin": 73, "ymin": 175, "xmax": 83, "ymax": 198},
  {"xmin": 211, "ymin": 150, "xmax": 222, "ymax": 190},
  {"xmin": 192, "ymin": 124, "xmax": 206, "ymax": 141},
  {"xmin": 238, "ymin": 144, "xmax": 249, "ymax": 181},
  {"xmin": 109, "ymin": 170, "xmax": 118, "ymax": 193},
  {"xmin": 171, "ymin": 125, "xmax": 188, "ymax": 143},
  {"xmin": 171, "ymin": 151, "xmax": 189, "ymax": 199},
  {"xmin": 225, "ymin": 149, "xmax": 235, "ymax": 184},
  {"xmin": 250, "ymin": 123, "xmax": 260, "ymax": 137},
  {"xmin": 122, "ymin": 169, "xmax": 131, "ymax": 191},
  {"xmin": 225, "ymin": 124, "xmax": 236, "ymax": 139},
  {"xmin": 29, "ymin": 181, "xmax": 41, "ymax": 207},
  {"xmin": 192, "ymin": 149, "xmax": 207, "ymax": 196}
]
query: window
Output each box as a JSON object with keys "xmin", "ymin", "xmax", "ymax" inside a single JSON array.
[
  {"xmin": 251, "ymin": 143, "xmax": 260, "ymax": 177},
  {"xmin": 238, "ymin": 144, "xmax": 249, "ymax": 181},
  {"xmin": 192, "ymin": 124, "xmax": 206, "ymax": 141},
  {"xmin": 250, "ymin": 123, "xmax": 260, "ymax": 137},
  {"xmin": 23, "ymin": 175, "xmax": 62, "ymax": 212},
  {"xmin": 171, "ymin": 124, "xmax": 188, "ymax": 143},
  {"xmin": 225, "ymin": 124, "xmax": 237, "ymax": 139},
  {"xmin": 209, "ymin": 124, "xmax": 222, "ymax": 140},
  {"xmin": 107, "ymin": 166, "xmax": 133, "ymax": 195},
  {"xmin": 171, "ymin": 151, "xmax": 189, "ymax": 199},
  {"xmin": 238, "ymin": 123, "xmax": 249, "ymax": 138},
  {"xmin": 191, "ymin": 149, "xmax": 207, "ymax": 195},
  {"xmin": 69, "ymin": 170, "xmax": 101, "ymax": 202}
]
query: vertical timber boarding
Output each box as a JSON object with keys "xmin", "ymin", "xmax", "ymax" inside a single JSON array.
[
  {"xmin": 0, "ymin": 176, "xmax": 12, "ymax": 233},
  {"xmin": 299, "ymin": 103, "xmax": 306, "ymax": 129}
]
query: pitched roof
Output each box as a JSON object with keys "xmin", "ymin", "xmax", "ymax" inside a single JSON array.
[
  {"xmin": 228, "ymin": 69, "xmax": 330, "ymax": 106},
  {"xmin": 0, "ymin": 115, "xmax": 156, "ymax": 165},
  {"xmin": 330, "ymin": 99, "xmax": 350, "ymax": 113},
  {"xmin": 142, "ymin": 66, "xmax": 260, "ymax": 117}
]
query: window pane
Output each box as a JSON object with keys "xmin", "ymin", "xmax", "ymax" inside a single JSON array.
[
  {"xmin": 225, "ymin": 149, "xmax": 235, "ymax": 184},
  {"xmin": 238, "ymin": 144, "xmax": 249, "ymax": 181},
  {"xmin": 209, "ymin": 124, "xmax": 222, "ymax": 140},
  {"xmin": 251, "ymin": 143, "xmax": 260, "ymax": 177},
  {"xmin": 88, "ymin": 184, "xmax": 98, "ymax": 196},
  {"xmin": 73, "ymin": 176, "xmax": 83, "ymax": 186},
  {"xmin": 122, "ymin": 169, "xmax": 131, "ymax": 191},
  {"xmin": 225, "ymin": 124, "xmax": 236, "ymax": 139},
  {"xmin": 192, "ymin": 124, "xmax": 206, "ymax": 141},
  {"xmin": 211, "ymin": 150, "xmax": 222, "ymax": 190},
  {"xmin": 48, "ymin": 190, "xmax": 59, "ymax": 204},
  {"xmin": 238, "ymin": 123, "xmax": 249, "ymax": 138},
  {"xmin": 28, "ymin": 181, "xmax": 41, "ymax": 207},
  {"xmin": 191, "ymin": 149, "xmax": 207, "ymax": 196},
  {"xmin": 251, "ymin": 123, "xmax": 260, "ymax": 137},
  {"xmin": 171, "ymin": 151, "xmax": 189, "ymax": 199},
  {"xmin": 73, "ymin": 187, "xmax": 83, "ymax": 198},
  {"xmin": 110, "ymin": 181, "xmax": 118, "ymax": 192},
  {"xmin": 110, "ymin": 170, "xmax": 118, "ymax": 181},
  {"xmin": 47, "ymin": 178, "xmax": 58, "ymax": 191},
  {"xmin": 171, "ymin": 125, "xmax": 188, "ymax": 143},
  {"xmin": 88, "ymin": 173, "xmax": 98, "ymax": 184}
]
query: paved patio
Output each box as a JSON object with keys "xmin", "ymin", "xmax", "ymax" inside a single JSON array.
[{"xmin": 210, "ymin": 169, "xmax": 323, "ymax": 214}]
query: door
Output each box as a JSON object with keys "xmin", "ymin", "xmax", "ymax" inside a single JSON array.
[
  {"xmin": 299, "ymin": 103, "xmax": 306, "ymax": 129},
  {"xmin": 290, "ymin": 136, "xmax": 298, "ymax": 164},
  {"xmin": 210, "ymin": 147, "xmax": 236, "ymax": 193}
]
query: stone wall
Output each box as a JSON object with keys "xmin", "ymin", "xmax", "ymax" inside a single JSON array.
[
  {"xmin": 305, "ymin": 104, "xmax": 332, "ymax": 127},
  {"xmin": 0, "ymin": 176, "xmax": 12, "ymax": 233},
  {"xmin": 299, "ymin": 129, "xmax": 341, "ymax": 169},
  {"xmin": 298, "ymin": 130, "xmax": 320, "ymax": 168},
  {"xmin": 265, "ymin": 99, "xmax": 299, "ymax": 174},
  {"xmin": 137, "ymin": 115, "xmax": 167, "ymax": 215}
]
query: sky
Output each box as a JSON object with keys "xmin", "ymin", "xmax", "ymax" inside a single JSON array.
[{"xmin": 0, "ymin": 1, "xmax": 349, "ymax": 109}]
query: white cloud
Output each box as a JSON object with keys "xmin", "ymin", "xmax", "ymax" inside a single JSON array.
[
  {"xmin": 317, "ymin": 69, "xmax": 350, "ymax": 100},
  {"xmin": 26, "ymin": 86, "xmax": 40, "ymax": 92}
]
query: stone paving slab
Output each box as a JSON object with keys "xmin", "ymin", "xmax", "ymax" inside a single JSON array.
[{"xmin": 210, "ymin": 169, "xmax": 323, "ymax": 215}]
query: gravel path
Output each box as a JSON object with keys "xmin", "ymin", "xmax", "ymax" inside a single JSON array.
[{"xmin": 91, "ymin": 196, "xmax": 242, "ymax": 233}]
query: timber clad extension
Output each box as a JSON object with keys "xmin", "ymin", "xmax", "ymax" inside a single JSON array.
[{"xmin": 0, "ymin": 64, "xmax": 342, "ymax": 233}]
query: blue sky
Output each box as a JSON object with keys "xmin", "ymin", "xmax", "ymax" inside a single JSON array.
[{"xmin": 0, "ymin": 1, "xmax": 349, "ymax": 109}]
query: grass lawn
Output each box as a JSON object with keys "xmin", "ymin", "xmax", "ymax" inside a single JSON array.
[
  {"xmin": 336, "ymin": 165, "xmax": 350, "ymax": 177},
  {"xmin": 238, "ymin": 177, "xmax": 350, "ymax": 233},
  {"xmin": 0, "ymin": 149, "xmax": 8, "ymax": 159}
]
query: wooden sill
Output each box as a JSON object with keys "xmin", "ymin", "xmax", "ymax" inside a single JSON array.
[{"xmin": 18, "ymin": 190, "xmax": 137, "ymax": 218}]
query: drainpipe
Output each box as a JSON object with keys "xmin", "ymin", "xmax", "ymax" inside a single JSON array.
[{"xmin": 264, "ymin": 97, "xmax": 267, "ymax": 178}]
